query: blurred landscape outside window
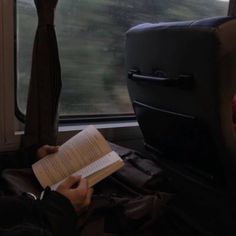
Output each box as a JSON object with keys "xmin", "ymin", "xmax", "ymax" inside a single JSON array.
[{"xmin": 17, "ymin": 0, "xmax": 229, "ymax": 117}]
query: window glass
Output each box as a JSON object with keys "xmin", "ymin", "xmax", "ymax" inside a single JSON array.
[{"xmin": 17, "ymin": 0, "xmax": 229, "ymax": 117}]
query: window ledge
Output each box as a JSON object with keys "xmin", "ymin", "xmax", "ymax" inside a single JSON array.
[
  {"xmin": 59, "ymin": 120, "xmax": 139, "ymax": 132},
  {"xmin": 14, "ymin": 120, "xmax": 142, "ymax": 145}
]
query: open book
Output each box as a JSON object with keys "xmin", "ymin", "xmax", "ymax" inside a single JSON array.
[{"xmin": 32, "ymin": 125, "xmax": 124, "ymax": 189}]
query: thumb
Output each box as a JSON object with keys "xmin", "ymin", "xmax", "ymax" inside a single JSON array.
[
  {"xmin": 45, "ymin": 145, "xmax": 59, "ymax": 154},
  {"xmin": 59, "ymin": 175, "xmax": 81, "ymax": 189}
]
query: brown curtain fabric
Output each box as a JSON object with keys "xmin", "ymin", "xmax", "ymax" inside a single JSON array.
[
  {"xmin": 23, "ymin": 0, "xmax": 61, "ymax": 147},
  {"xmin": 228, "ymin": 0, "xmax": 236, "ymax": 16}
]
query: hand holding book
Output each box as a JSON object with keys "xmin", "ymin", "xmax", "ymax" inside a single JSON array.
[{"xmin": 56, "ymin": 175, "xmax": 94, "ymax": 212}]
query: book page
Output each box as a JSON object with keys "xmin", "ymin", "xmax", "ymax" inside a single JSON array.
[
  {"xmin": 86, "ymin": 160, "xmax": 124, "ymax": 187},
  {"xmin": 32, "ymin": 125, "xmax": 112, "ymax": 188},
  {"xmin": 51, "ymin": 151, "xmax": 124, "ymax": 189}
]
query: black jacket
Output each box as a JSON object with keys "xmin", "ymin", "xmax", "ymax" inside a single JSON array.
[
  {"xmin": 0, "ymin": 146, "xmax": 78, "ymax": 236},
  {"xmin": 0, "ymin": 188, "xmax": 78, "ymax": 236}
]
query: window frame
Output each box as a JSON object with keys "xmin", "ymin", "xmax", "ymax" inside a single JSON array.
[{"xmin": 0, "ymin": 0, "xmax": 20, "ymax": 151}]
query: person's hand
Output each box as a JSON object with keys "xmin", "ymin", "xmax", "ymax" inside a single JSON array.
[
  {"xmin": 56, "ymin": 175, "xmax": 93, "ymax": 212},
  {"xmin": 37, "ymin": 145, "xmax": 59, "ymax": 160}
]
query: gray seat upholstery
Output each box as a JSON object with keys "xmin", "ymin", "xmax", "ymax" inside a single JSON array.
[{"xmin": 126, "ymin": 17, "xmax": 236, "ymax": 187}]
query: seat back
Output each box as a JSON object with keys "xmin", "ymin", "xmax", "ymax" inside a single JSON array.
[{"xmin": 126, "ymin": 17, "xmax": 236, "ymax": 183}]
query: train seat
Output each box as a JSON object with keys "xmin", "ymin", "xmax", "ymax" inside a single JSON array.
[{"xmin": 125, "ymin": 16, "xmax": 236, "ymax": 186}]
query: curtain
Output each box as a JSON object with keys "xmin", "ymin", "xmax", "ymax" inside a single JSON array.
[
  {"xmin": 23, "ymin": 0, "xmax": 61, "ymax": 147},
  {"xmin": 228, "ymin": 0, "xmax": 236, "ymax": 16}
]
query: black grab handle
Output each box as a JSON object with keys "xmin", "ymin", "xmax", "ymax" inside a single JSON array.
[{"xmin": 128, "ymin": 70, "xmax": 193, "ymax": 87}]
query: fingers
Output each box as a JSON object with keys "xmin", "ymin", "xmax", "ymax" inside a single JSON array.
[
  {"xmin": 37, "ymin": 145, "xmax": 59, "ymax": 160},
  {"xmin": 73, "ymin": 186, "xmax": 93, "ymax": 211},
  {"xmin": 83, "ymin": 188, "xmax": 94, "ymax": 207},
  {"xmin": 76, "ymin": 178, "xmax": 88, "ymax": 192},
  {"xmin": 59, "ymin": 175, "xmax": 81, "ymax": 189},
  {"xmin": 73, "ymin": 178, "xmax": 89, "ymax": 199},
  {"xmin": 56, "ymin": 177, "xmax": 93, "ymax": 213},
  {"xmin": 43, "ymin": 145, "xmax": 59, "ymax": 154}
]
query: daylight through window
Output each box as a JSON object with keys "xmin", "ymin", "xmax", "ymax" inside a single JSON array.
[{"xmin": 16, "ymin": 0, "xmax": 229, "ymax": 117}]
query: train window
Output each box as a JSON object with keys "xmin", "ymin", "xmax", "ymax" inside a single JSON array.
[{"xmin": 16, "ymin": 0, "xmax": 229, "ymax": 120}]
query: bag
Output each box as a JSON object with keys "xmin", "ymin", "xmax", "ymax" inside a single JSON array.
[
  {"xmin": 77, "ymin": 174, "xmax": 173, "ymax": 236},
  {"xmin": 1, "ymin": 168, "xmax": 42, "ymax": 196},
  {"xmin": 75, "ymin": 143, "xmax": 173, "ymax": 236}
]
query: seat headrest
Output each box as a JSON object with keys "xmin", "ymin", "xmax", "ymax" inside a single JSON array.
[{"xmin": 127, "ymin": 16, "xmax": 236, "ymax": 32}]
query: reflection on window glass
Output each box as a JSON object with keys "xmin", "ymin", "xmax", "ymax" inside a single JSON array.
[{"xmin": 17, "ymin": 0, "xmax": 229, "ymax": 116}]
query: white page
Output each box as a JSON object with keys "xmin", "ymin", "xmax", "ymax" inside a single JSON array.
[
  {"xmin": 51, "ymin": 151, "xmax": 122, "ymax": 189},
  {"xmin": 32, "ymin": 125, "xmax": 112, "ymax": 188}
]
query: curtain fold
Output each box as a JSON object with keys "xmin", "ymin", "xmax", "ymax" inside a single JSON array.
[
  {"xmin": 23, "ymin": 0, "xmax": 61, "ymax": 147},
  {"xmin": 228, "ymin": 0, "xmax": 236, "ymax": 16}
]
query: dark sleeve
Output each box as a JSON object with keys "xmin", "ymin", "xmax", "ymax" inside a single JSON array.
[
  {"xmin": 0, "ymin": 194, "xmax": 52, "ymax": 236},
  {"xmin": 38, "ymin": 188, "xmax": 78, "ymax": 236},
  {"xmin": 17, "ymin": 145, "xmax": 40, "ymax": 167},
  {"xmin": 0, "ymin": 145, "xmax": 39, "ymax": 171},
  {"xmin": 0, "ymin": 225, "xmax": 52, "ymax": 236},
  {"xmin": 0, "ymin": 188, "xmax": 78, "ymax": 236}
]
